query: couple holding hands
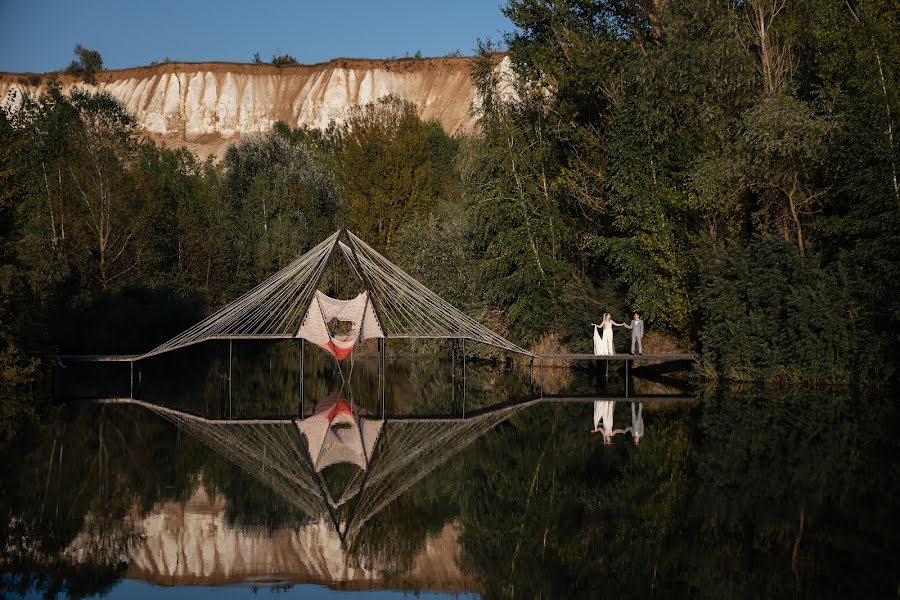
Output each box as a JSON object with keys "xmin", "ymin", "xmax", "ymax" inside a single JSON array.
[{"xmin": 592, "ymin": 312, "xmax": 644, "ymax": 356}]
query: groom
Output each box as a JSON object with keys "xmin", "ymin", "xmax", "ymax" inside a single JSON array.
[{"xmin": 624, "ymin": 312, "xmax": 644, "ymax": 355}]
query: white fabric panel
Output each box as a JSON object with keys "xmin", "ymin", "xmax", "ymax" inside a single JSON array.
[
  {"xmin": 297, "ymin": 405, "xmax": 384, "ymax": 473},
  {"xmin": 297, "ymin": 290, "xmax": 384, "ymax": 359}
]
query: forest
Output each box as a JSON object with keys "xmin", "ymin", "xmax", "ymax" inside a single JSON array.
[{"xmin": 1, "ymin": 0, "xmax": 898, "ymax": 422}]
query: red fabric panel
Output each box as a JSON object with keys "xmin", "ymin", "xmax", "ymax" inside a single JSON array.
[
  {"xmin": 326, "ymin": 399, "xmax": 353, "ymax": 421},
  {"xmin": 327, "ymin": 340, "xmax": 355, "ymax": 361}
]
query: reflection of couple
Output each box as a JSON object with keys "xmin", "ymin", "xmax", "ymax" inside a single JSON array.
[
  {"xmin": 592, "ymin": 312, "xmax": 644, "ymax": 356},
  {"xmin": 592, "ymin": 401, "xmax": 644, "ymax": 445}
]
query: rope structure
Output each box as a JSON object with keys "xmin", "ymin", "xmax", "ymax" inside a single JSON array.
[
  {"xmin": 99, "ymin": 397, "xmax": 525, "ymax": 545},
  {"xmin": 138, "ymin": 229, "xmax": 531, "ymax": 360},
  {"xmin": 342, "ymin": 232, "xmax": 530, "ymax": 355}
]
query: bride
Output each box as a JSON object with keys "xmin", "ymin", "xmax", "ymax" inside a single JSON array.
[{"xmin": 592, "ymin": 313, "xmax": 623, "ymax": 356}]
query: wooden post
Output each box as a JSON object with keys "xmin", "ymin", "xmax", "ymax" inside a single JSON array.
[
  {"xmin": 540, "ymin": 357, "xmax": 544, "ymax": 398},
  {"xmin": 625, "ymin": 358, "xmax": 629, "ymax": 398},
  {"xmin": 451, "ymin": 340, "xmax": 456, "ymax": 408},
  {"xmin": 299, "ymin": 338, "xmax": 305, "ymax": 418},
  {"xmin": 462, "ymin": 338, "xmax": 466, "ymax": 419},
  {"xmin": 380, "ymin": 338, "xmax": 386, "ymax": 418}
]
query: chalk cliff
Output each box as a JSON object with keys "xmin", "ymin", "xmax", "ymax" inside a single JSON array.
[
  {"xmin": 63, "ymin": 483, "xmax": 474, "ymax": 592},
  {"xmin": 0, "ymin": 56, "xmax": 511, "ymax": 158}
]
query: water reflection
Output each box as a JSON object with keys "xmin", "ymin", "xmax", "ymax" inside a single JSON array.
[
  {"xmin": 592, "ymin": 400, "xmax": 644, "ymax": 445},
  {"xmin": 2, "ymin": 368, "xmax": 898, "ymax": 599},
  {"xmin": 97, "ymin": 392, "xmax": 526, "ymax": 552}
]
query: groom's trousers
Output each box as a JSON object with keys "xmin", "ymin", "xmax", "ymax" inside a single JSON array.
[{"xmin": 631, "ymin": 336, "xmax": 642, "ymax": 353}]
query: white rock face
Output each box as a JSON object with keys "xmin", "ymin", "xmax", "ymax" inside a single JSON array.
[
  {"xmin": 0, "ymin": 56, "xmax": 513, "ymax": 158},
  {"xmin": 63, "ymin": 483, "xmax": 473, "ymax": 591}
]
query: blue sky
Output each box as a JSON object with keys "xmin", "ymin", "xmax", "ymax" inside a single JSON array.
[
  {"xmin": 0, "ymin": 1, "xmax": 513, "ymax": 73},
  {"xmin": 11, "ymin": 579, "xmax": 481, "ymax": 599}
]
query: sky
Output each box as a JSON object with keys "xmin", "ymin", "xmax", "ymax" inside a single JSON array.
[
  {"xmin": 0, "ymin": 0, "xmax": 513, "ymax": 73},
  {"xmin": 13, "ymin": 579, "xmax": 481, "ymax": 599}
]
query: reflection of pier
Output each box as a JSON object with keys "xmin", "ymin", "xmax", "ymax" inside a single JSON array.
[{"xmin": 97, "ymin": 396, "xmax": 529, "ymax": 546}]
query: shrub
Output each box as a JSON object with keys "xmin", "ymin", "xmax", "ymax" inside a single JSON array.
[{"xmin": 271, "ymin": 54, "xmax": 299, "ymax": 67}]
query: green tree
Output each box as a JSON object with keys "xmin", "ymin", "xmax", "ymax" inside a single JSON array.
[
  {"xmin": 64, "ymin": 44, "xmax": 103, "ymax": 84},
  {"xmin": 338, "ymin": 96, "xmax": 437, "ymax": 247}
]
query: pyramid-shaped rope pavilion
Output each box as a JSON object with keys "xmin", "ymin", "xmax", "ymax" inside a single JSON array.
[{"xmin": 142, "ymin": 229, "xmax": 532, "ymax": 360}]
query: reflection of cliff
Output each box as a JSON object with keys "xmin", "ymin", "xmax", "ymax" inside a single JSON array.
[
  {"xmin": 65, "ymin": 483, "xmax": 473, "ymax": 591},
  {"xmin": 0, "ymin": 56, "xmax": 513, "ymax": 158}
]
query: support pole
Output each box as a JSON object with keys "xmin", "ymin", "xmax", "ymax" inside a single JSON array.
[
  {"xmin": 605, "ymin": 360, "xmax": 609, "ymax": 381},
  {"xmin": 625, "ymin": 358, "xmax": 629, "ymax": 398},
  {"xmin": 462, "ymin": 338, "xmax": 466, "ymax": 419},
  {"xmin": 130, "ymin": 361, "xmax": 134, "ymax": 399},
  {"xmin": 228, "ymin": 339, "xmax": 233, "ymax": 419},
  {"xmin": 540, "ymin": 357, "xmax": 544, "ymax": 398},
  {"xmin": 451, "ymin": 340, "xmax": 456, "ymax": 408},
  {"xmin": 380, "ymin": 338, "xmax": 386, "ymax": 418},
  {"xmin": 299, "ymin": 338, "xmax": 305, "ymax": 418}
]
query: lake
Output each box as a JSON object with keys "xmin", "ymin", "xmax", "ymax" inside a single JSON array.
[{"xmin": 1, "ymin": 341, "xmax": 897, "ymax": 598}]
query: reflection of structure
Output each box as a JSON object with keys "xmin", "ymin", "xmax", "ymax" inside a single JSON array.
[
  {"xmin": 100, "ymin": 396, "xmax": 525, "ymax": 546},
  {"xmin": 298, "ymin": 395, "xmax": 382, "ymax": 472}
]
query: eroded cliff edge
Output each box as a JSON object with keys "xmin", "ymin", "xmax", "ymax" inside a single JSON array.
[{"xmin": 0, "ymin": 56, "xmax": 510, "ymax": 158}]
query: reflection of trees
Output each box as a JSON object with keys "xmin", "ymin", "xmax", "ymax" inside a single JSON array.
[
  {"xmin": 457, "ymin": 402, "xmax": 604, "ymax": 598},
  {"xmin": 4, "ymin": 385, "xmax": 896, "ymax": 597},
  {"xmin": 455, "ymin": 390, "xmax": 900, "ymax": 599},
  {"xmin": 690, "ymin": 387, "xmax": 899, "ymax": 597},
  {"xmin": 0, "ymin": 401, "xmax": 207, "ymax": 598}
]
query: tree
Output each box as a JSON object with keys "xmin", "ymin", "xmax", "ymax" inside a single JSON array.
[
  {"xmin": 338, "ymin": 96, "xmax": 437, "ymax": 247},
  {"xmin": 271, "ymin": 53, "xmax": 299, "ymax": 67},
  {"xmin": 65, "ymin": 44, "xmax": 103, "ymax": 84},
  {"xmin": 222, "ymin": 131, "xmax": 340, "ymax": 292}
]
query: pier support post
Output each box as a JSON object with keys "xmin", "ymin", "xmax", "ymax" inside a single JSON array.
[
  {"xmin": 380, "ymin": 338, "xmax": 386, "ymax": 418},
  {"xmin": 462, "ymin": 338, "xmax": 466, "ymax": 419},
  {"xmin": 228, "ymin": 339, "xmax": 233, "ymax": 419},
  {"xmin": 130, "ymin": 361, "xmax": 134, "ymax": 398},
  {"xmin": 299, "ymin": 338, "xmax": 305, "ymax": 418},
  {"xmin": 625, "ymin": 358, "xmax": 629, "ymax": 398},
  {"xmin": 540, "ymin": 357, "xmax": 544, "ymax": 398},
  {"xmin": 451, "ymin": 340, "xmax": 456, "ymax": 408}
]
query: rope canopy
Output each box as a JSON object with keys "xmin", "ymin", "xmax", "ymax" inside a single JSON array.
[{"xmin": 141, "ymin": 229, "xmax": 531, "ymax": 360}]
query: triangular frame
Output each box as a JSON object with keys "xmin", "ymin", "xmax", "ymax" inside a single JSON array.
[{"xmin": 141, "ymin": 229, "xmax": 532, "ymax": 359}]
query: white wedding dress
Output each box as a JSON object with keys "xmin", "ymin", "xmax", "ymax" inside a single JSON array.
[
  {"xmin": 593, "ymin": 400, "xmax": 615, "ymax": 435},
  {"xmin": 593, "ymin": 323, "xmax": 614, "ymax": 356}
]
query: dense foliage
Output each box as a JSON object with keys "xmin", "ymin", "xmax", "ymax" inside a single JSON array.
[{"xmin": 1, "ymin": 0, "xmax": 898, "ymax": 420}]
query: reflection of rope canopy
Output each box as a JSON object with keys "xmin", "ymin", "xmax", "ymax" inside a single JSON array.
[
  {"xmin": 298, "ymin": 397, "xmax": 383, "ymax": 472},
  {"xmin": 100, "ymin": 398, "xmax": 526, "ymax": 545},
  {"xmin": 138, "ymin": 229, "xmax": 531, "ymax": 360}
]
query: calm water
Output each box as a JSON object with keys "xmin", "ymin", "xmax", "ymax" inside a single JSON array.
[{"xmin": 1, "ymin": 341, "xmax": 898, "ymax": 598}]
